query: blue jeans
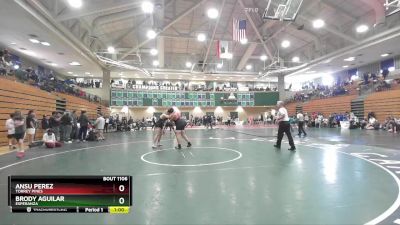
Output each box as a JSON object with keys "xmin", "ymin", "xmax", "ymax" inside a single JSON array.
[{"xmin": 78, "ymin": 126, "xmax": 88, "ymax": 141}]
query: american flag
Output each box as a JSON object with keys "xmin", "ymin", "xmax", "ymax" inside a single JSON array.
[{"xmin": 233, "ymin": 19, "xmax": 246, "ymax": 42}]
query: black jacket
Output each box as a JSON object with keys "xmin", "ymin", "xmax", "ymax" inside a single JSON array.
[{"xmin": 78, "ymin": 114, "xmax": 90, "ymax": 127}]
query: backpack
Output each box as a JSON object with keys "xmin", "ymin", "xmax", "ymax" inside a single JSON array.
[{"xmin": 87, "ymin": 130, "xmax": 97, "ymax": 141}]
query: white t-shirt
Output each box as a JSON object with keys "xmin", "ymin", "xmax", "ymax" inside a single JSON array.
[
  {"xmin": 105, "ymin": 118, "xmax": 109, "ymax": 123},
  {"xmin": 278, "ymin": 107, "xmax": 289, "ymax": 122},
  {"xmin": 43, "ymin": 133, "xmax": 56, "ymax": 143},
  {"xmin": 6, "ymin": 118, "xmax": 15, "ymax": 135},
  {"xmin": 297, "ymin": 113, "xmax": 304, "ymax": 122},
  {"xmin": 95, "ymin": 116, "xmax": 105, "ymax": 129},
  {"xmin": 369, "ymin": 117, "xmax": 376, "ymax": 124}
]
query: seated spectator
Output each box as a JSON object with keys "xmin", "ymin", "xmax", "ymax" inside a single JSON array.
[
  {"xmin": 43, "ymin": 129, "xmax": 62, "ymax": 148},
  {"xmin": 366, "ymin": 116, "xmax": 379, "ymax": 130},
  {"xmin": 387, "ymin": 116, "xmax": 399, "ymax": 133}
]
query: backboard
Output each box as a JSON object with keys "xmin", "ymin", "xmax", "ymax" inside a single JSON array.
[
  {"xmin": 262, "ymin": 0, "xmax": 303, "ymax": 21},
  {"xmin": 385, "ymin": 0, "xmax": 400, "ymax": 17}
]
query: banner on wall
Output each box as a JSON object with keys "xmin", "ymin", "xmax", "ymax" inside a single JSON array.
[{"xmin": 217, "ymin": 40, "xmax": 230, "ymax": 59}]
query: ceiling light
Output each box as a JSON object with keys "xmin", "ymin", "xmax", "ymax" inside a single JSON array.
[
  {"xmin": 240, "ymin": 38, "xmax": 248, "ymax": 45},
  {"xmin": 245, "ymin": 64, "xmax": 252, "ymax": 70},
  {"xmin": 153, "ymin": 60, "xmax": 159, "ymax": 66},
  {"xmin": 23, "ymin": 50, "xmax": 36, "ymax": 57},
  {"xmin": 356, "ymin": 24, "xmax": 369, "ymax": 33},
  {"xmin": 344, "ymin": 57, "xmax": 355, "ymax": 62},
  {"xmin": 29, "ymin": 38, "xmax": 40, "ymax": 44},
  {"xmin": 197, "ymin": 33, "xmax": 206, "ymax": 42},
  {"xmin": 150, "ymin": 48, "xmax": 158, "ymax": 56},
  {"xmin": 85, "ymin": 72, "xmax": 90, "ymax": 75},
  {"xmin": 217, "ymin": 63, "xmax": 223, "ymax": 68},
  {"xmin": 292, "ymin": 56, "xmax": 300, "ymax": 63},
  {"xmin": 69, "ymin": 61, "xmax": 81, "ymax": 66},
  {"xmin": 381, "ymin": 53, "xmax": 390, "ymax": 57},
  {"xmin": 67, "ymin": 72, "xmax": 73, "ymax": 74},
  {"xmin": 67, "ymin": 0, "xmax": 82, "ymax": 8},
  {"xmin": 73, "ymin": 74, "xmax": 78, "ymax": 77},
  {"xmin": 185, "ymin": 62, "xmax": 192, "ymax": 68},
  {"xmin": 281, "ymin": 40, "xmax": 290, "ymax": 48},
  {"xmin": 312, "ymin": 19, "xmax": 325, "ymax": 29},
  {"xmin": 40, "ymin": 41, "xmax": 50, "ymax": 46},
  {"xmin": 89, "ymin": 75, "xmax": 94, "ymax": 77},
  {"xmin": 141, "ymin": 1, "xmax": 154, "ymax": 13},
  {"xmin": 207, "ymin": 8, "xmax": 219, "ymax": 19},
  {"xmin": 107, "ymin": 46, "xmax": 115, "ymax": 53},
  {"xmin": 146, "ymin": 29, "xmax": 157, "ymax": 39},
  {"xmin": 193, "ymin": 76, "xmax": 197, "ymax": 78},
  {"xmin": 13, "ymin": 65, "xmax": 20, "ymax": 70},
  {"xmin": 343, "ymin": 65, "xmax": 349, "ymax": 68},
  {"xmin": 10, "ymin": 42, "xmax": 16, "ymax": 45},
  {"xmin": 260, "ymin": 55, "xmax": 267, "ymax": 61},
  {"xmin": 50, "ymin": 63, "xmax": 57, "ymax": 66}
]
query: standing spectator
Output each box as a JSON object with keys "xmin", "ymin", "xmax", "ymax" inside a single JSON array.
[
  {"xmin": 49, "ymin": 112, "xmax": 61, "ymax": 141},
  {"xmin": 94, "ymin": 113, "xmax": 105, "ymax": 141},
  {"xmin": 70, "ymin": 110, "xmax": 78, "ymax": 140},
  {"xmin": 297, "ymin": 111, "xmax": 307, "ymax": 137},
  {"xmin": 25, "ymin": 110, "xmax": 37, "ymax": 146},
  {"xmin": 304, "ymin": 113, "xmax": 309, "ymax": 127},
  {"xmin": 78, "ymin": 111, "xmax": 90, "ymax": 142},
  {"xmin": 108, "ymin": 116, "xmax": 114, "ymax": 131},
  {"xmin": 5, "ymin": 113, "xmax": 15, "ymax": 150},
  {"xmin": 104, "ymin": 116, "xmax": 109, "ymax": 133},
  {"xmin": 13, "ymin": 111, "xmax": 25, "ymax": 158},
  {"xmin": 42, "ymin": 129, "xmax": 62, "ymax": 148},
  {"xmin": 61, "ymin": 111, "xmax": 72, "ymax": 143},
  {"xmin": 41, "ymin": 115, "xmax": 50, "ymax": 130}
]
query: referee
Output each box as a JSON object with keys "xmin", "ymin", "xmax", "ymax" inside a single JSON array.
[{"xmin": 274, "ymin": 101, "xmax": 296, "ymax": 151}]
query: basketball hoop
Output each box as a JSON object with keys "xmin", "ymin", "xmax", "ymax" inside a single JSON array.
[
  {"xmin": 384, "ymin": 0, "xmax": 400, "ymax": 16},
  {"xmin": 263, "ymin": 0, "xmax": 303, "ymax": 21}
]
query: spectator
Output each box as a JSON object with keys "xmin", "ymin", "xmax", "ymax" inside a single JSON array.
[
  {"xmin": 5, "ymin": 113, "xmax": 15, "ymax": 150},
  {"xmin": 42, "ymin": 129, "xmax": 62, "ymax": 148},
  {"xmin": 104, "ymin": 116, "xmax": 109, "ymax": 133},
  {"xmin": 13, "ymin": 111, "xmax": 25, "ymax": 158},
  {"xmin": 296, "ymin": 111, "xmax": 307, "ymax": 137},
  {"xmin": 61, "ymin": 111, "xmax": 72, "ymax": 143},
  {"xmin": 366, "ymin": 115, "xmax": 378, "ymax": 130},
  {"xmin": 41, "ymin": 115, "xmax": 50, "ymax": 130},
  {"xmin": 78, "ymin": 110, "xmax": 90, "ymax": 142},
  {"xmin": 49, "ymin": 111, "xmax": 61, "ymax": 141},
  {"xmin": 94, "ymin": 113, "xmax": 105, "ymax": 141},
  {"xmin": 71, "ymin": 110, "xmax": 78, "ymax": 140},
  {"xmin": 25, "ymin": 110, "xmax": 37, "ymax": 146}
]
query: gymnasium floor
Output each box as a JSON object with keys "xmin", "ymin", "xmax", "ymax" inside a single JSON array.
[{"xmin": 0, "ymin": 127, "xmax": 400, "ymax": 225}]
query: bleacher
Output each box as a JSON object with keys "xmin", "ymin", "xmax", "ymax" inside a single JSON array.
[
  {"xmin": 364, "ymin": 89, "xmax": 400, "ymax": 122},
  {"xmin": 0, "ymin": 78, "xmax": 56, "ymax": 146},
  {"xmin": 0, "ymin": 77, "xmax": 111, "ymax": 147},
  {"xmin": 285, "ymin": 102, "xmax": 298, "ymax": 116},
  {"xmin": 55, "ymin": 93, "xmax": 99, "ymax": 120},
  {"xmin": 302, "ymin": 95, "xmax": 357, "ymax": 116}
]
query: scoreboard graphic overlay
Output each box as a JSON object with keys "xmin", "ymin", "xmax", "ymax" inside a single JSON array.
[{"xmin": 8, "ymin": 176, "xmax": 132, "ymax": 213}]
